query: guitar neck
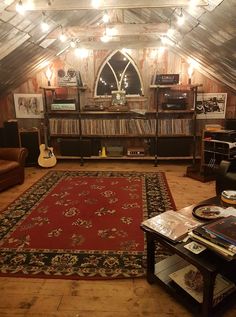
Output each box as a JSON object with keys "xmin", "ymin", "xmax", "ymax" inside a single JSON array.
[{"xmin": 43, "ymin": 124, "xmax": 49, "ymax": 149}]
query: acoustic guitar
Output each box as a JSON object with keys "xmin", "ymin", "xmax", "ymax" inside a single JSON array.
[{"xmin": 38, "ymin": 126, "xmax": 57, "ymax": 168}]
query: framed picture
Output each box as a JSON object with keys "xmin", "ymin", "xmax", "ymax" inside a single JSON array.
[
  {"xmin": 111, "ymin": 90, "xmax": 126, "ymax": 106},
  {"xmin": 196, "ymin": 93, "xmax": 227, "ymax": 119},
  {"xmin": 14, "ymin": 94, "xmax": 44, "ymax": 118}
]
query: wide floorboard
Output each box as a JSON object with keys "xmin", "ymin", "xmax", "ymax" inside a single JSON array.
[{"xmin": 0, "ymin": 160, "xmax": 235, "ymax": 317}]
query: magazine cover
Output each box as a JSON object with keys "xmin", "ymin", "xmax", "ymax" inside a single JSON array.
[
  {"xmin": 141, "ymin": 210, "xmax": 200, "ymax": 242},
  {"xmin": 204, "ymin": 216, "xmax": 236, "ymax": 246}
]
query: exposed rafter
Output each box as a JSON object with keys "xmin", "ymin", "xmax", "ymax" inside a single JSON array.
[
  {"xmin": 48, "ymin": 23, "xmax": 169, "ymax": 38},
  {"xmin": 6, "ymin": 0, "xmax": 209, "ymax": 11}
]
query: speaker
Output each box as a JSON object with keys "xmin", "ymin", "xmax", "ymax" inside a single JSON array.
[
  {"xmin": 0, "ymin": 127, "xmax": 6, "ymax": 147},
  {"xmin": 4, "ymin": 120, "xmax": 20, "ymax": 147},
  {"xmin": 19, "ymin": 130, "xmax": 40, "ymax": 166},
  {"xmin": 60, "ymin": 139, "xmax": 92, "ymax": 157}
]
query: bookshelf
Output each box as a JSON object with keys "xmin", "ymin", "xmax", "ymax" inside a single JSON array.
[
  {"xmin": 41, "ymin": 84, "xmax": 202, "ymax": 164},
  {"xmin": 150, "ymin": 83, "xmax": 201, "ymax": 165}
]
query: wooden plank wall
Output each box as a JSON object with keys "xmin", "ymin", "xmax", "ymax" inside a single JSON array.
[{"xmin": 0, "ymin": 48, "xmax": 235, "ymax": 128}]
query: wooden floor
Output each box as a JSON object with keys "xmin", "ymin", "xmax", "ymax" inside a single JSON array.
[{"xmin": 0, "ymin": 160, "xmax": 235, "ymax": 317}]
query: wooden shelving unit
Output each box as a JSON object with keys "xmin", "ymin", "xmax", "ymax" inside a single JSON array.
[{"xmin": 41, "ymin": 84, "xmax": 201, "ymax": 165}]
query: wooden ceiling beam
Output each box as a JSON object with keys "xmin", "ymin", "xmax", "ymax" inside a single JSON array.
[
  {"xmin": 48, "ymin": 23, "xmax": 169, "ymax": 38},
  {"xmin": 7, "ymin": 0, "xmax": 209, "ymax": 11}
]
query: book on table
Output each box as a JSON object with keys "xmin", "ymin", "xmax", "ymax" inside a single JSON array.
[
  {"xmin": 188, "ymin": 231, "xmax": 236, "ymax": 260},
  {"xmin": 169, "ymin": 264, "xmax": 236, "ymax": 306},
  {"xmin": 141, "ymin": 210, "xmax": 200, "ymax": 243},
  {"xmin": 188, "ymin": 215, "xmax": 236, "ymax": 260},
  {"xmin": 203, "ymin": 215, "xmax": 236, "ymax": 246},
  {"xmin": 192, "ymin": 225, "xmax": 236, "ymax": 254}
]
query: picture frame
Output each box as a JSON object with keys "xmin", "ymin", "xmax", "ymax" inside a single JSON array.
[
  {"xmin": 14, "ymin": 93, "xmax": 44, "ymax": 118},
  {"xmin": 196, "ymin": 93, "xmax": 227, "ymax": 119},
  {"xmin": 111, "ymin": 90, "xmax": 126, "ymax": 106}
]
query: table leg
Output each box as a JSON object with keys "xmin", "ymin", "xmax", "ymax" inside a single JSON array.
[
  {"xmin": 202, "ymin": 271, "xmax": 217, "ymax": 317},
  {"xmin": 146, "ymin": 233, "xmax": 156, "ymax": 284}
]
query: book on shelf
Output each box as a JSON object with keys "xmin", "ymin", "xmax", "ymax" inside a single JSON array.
[
  {"xmin": 188, "ymin": 231, "xmax": 236, "ymax": 260},
  {"xmin": 141, "ymin": 210, "xmax": 200, "ymax": 243},
  {"xmin": 169, "ymin": 264, "xmax": 236, "ymax": 306},
  {"xmin": 203, "ymin": 215, "xmax": 236, "ymax": 246}
]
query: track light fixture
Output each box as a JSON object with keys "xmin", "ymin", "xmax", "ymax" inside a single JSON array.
[
  {"xmin": 59, "ymin": 26, "xmax": 67, "ymax": 42},
  {"xmin": 41, "ymin": 12, "xmax": 49, "ymax": 32},
  {"xmin": 16, "ymin": 0, "xmax": 25, "ymax": 14},
  {"xmin": 102, "ymin": 12, "xmax": 110, "ymax": 24},
  {"xmin": 177, "ymin": 8, "xmax": 185, "ymax": 26}
]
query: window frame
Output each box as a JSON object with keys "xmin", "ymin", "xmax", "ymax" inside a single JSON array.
[{"xmin": 94, "ymin": 50, "xmax": 144, "ymax": 98}]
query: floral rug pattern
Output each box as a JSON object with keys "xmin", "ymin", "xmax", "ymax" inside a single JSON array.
[{"xmin": 0, "ymin": 171, "xmax": 175, "ymax": 279}]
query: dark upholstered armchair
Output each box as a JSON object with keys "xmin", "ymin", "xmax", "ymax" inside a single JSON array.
[
  {"xmin": 0, "ymin": 147, "xmax": 28, "ymax": 192},
  {"xmin": 215, "ymin": 159, "xmax": 236, "ymax": 196}
]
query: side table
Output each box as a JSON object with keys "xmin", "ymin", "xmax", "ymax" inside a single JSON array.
[{"xmin": 141, "ymin": 197, "xmax": 236, "ymax": 317}]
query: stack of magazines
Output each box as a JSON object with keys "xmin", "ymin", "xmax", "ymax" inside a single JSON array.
[{"xmin": 189, "ymin": 215, "xmax": 236, "ymax": 260}]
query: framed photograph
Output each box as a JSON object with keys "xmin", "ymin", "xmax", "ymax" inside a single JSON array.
[
  {"xmin": 196, "ymin": 93, "xmax": 227, "ymax": 119},
  {"xmin": 111, "ymin": 90, "xmax": 126, "ymax": 106},
  {"xmin": 14, "ymin": 94, "xmax": 44, "ymax": 118}
]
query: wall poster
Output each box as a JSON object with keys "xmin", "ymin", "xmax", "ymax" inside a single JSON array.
[
  {"xmin": 196, "ymin": 93, "xmax": 227, "ymax": 119},
  {"xmin": 14, "ymin": 93, "xmax": 44, "ymax": 118}
]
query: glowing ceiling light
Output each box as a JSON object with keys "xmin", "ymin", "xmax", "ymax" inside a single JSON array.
[
  {"xmin": 106, "ymin": 27, "xmax": 117, "ymax": 36},
  {"xmin": 59, "ymin": 33, "xmax": 67, "ymax": 42},
  {"xmin": 177, "ymin": 9, "xmax": 185, "ymax": 26},
  {"xmin": 158, "ymin": 47, "xmax": 166, "ymax": 55},
  {"xmin": 101, "ymin": 34, "xmax": 110, "ymax": 43},
  {"xmin": 102, "ymin": 12, "xmax": 109, "ymax": 23},
  {"xmin": 167, "ymin": 27, "xmax": 175, "ymax": 37},
  {"xmin": 75, "ymin": 48, "xmax": 89, "ymax": 58},
  {"xmin": 161, "ymin": 36, "xmax": 175, "ymax": 46},
  {"xmin": 41, "ymin": 21, "xmax": 49, "ymax": 32},
  {"xmin": 41, "ymin": 12, "xmax": 49, "ymax": 32},
  {"xmin": 91, "ymin": 0, "xmax": 101, "ymax": 9},
  {"xmin": 189, "ymin": 0, "xmax": 197, "ymax": 8},
  {"xmin": 16, "ymin": 0, "xmax": 25, "ymax": 14},
  {"xmin": 150, "ymin": 50, "xmax": 158, "ymax": 59},
  {"xmin": 70, "ymin": 40, "xmax": 76, "ymax": 48}
]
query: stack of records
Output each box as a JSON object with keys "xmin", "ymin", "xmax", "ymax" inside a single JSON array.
[{"xmin": 189, "ymin": 215, "xmax": 236, "ymax": 260}]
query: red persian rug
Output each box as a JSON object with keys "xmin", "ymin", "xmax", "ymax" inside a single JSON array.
[{"xmin": 0, "ymin": 171, "xmax": 175, "ymax": 279}]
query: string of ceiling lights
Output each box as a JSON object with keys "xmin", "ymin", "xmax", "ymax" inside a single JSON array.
[{"xmin": 15, "ymin": 0, "xmax": 201, "ymax": 72}]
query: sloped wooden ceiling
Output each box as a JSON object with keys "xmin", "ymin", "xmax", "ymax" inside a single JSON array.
[{"xmin": 0, "ymin": 0, "xmax": 235, "ymax": 96}]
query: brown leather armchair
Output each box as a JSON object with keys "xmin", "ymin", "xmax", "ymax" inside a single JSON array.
[
  {"xmin": 0, "ymin": 147, "xmax": 28, "ymax": 192},
  {"xmin": 215, "ymin": 159, "xmax": 236, "ymax": 196}
]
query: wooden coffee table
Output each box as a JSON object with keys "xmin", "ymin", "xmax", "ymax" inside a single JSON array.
[{"xmin": 141, "ymin": 196, "xmax": 236, "ymax": 317}]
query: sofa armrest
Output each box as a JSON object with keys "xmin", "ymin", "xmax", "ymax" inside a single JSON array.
[
  {"xmin": 215, "ymin": 159, "xmax": 236, "ymax": 196},
  {"xmin": 0, "ymin": 147, "xmax": 28, "ymax": 165},
  {"xmin": 217, "ymin": 160, "xmax": 231, "ymax": 176}
]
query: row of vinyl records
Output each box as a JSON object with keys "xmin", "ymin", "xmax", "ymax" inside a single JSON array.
[{"xmin": 49, "ymin": 118, "xmax": 193, "ymax": 135}]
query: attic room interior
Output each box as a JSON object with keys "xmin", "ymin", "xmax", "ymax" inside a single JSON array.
[{"xmin": 0, "ymin": 0, "xmax": 236, "ymax": 316}]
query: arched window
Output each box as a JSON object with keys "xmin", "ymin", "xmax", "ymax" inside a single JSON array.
[{"xmin": 95, "ymin": 50, "xmax": 143, "ymax": 96}]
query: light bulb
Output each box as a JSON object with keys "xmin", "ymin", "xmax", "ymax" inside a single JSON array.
[
  {"xmin": 101, "ymin": 34, "xmax": 110, "ymax": 43},
  {"xmin": 167, "ymin": 27, "xmax": 175, "ymax": 37},
  {"xmin": 177, "ymin": 10, "xmax": 185, "ymax": 26},
  {"xmin": 70, "ymin": 40, "xmax": 76, "ymax": 48},
  {"xmin": 16, "ymin": 0, "xmax": 25, "ymax": 14},
  {"xmin": 75, "ymin": 48, "xmax": 89, "ymax": 58},
  {"xmin": 102, "ymin": 13, "xmax": 109, "ymax": 23},
  {"xmin": 92, "ymin": 0, "xmax": 100, "ymax": 9},
  {"xmin": 41, "ymin": 21, "xmax": 49, "ymax": 32},
  {"xmin": 59, "ymin": 33, "xmax": 67, "ymax": 42}
]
